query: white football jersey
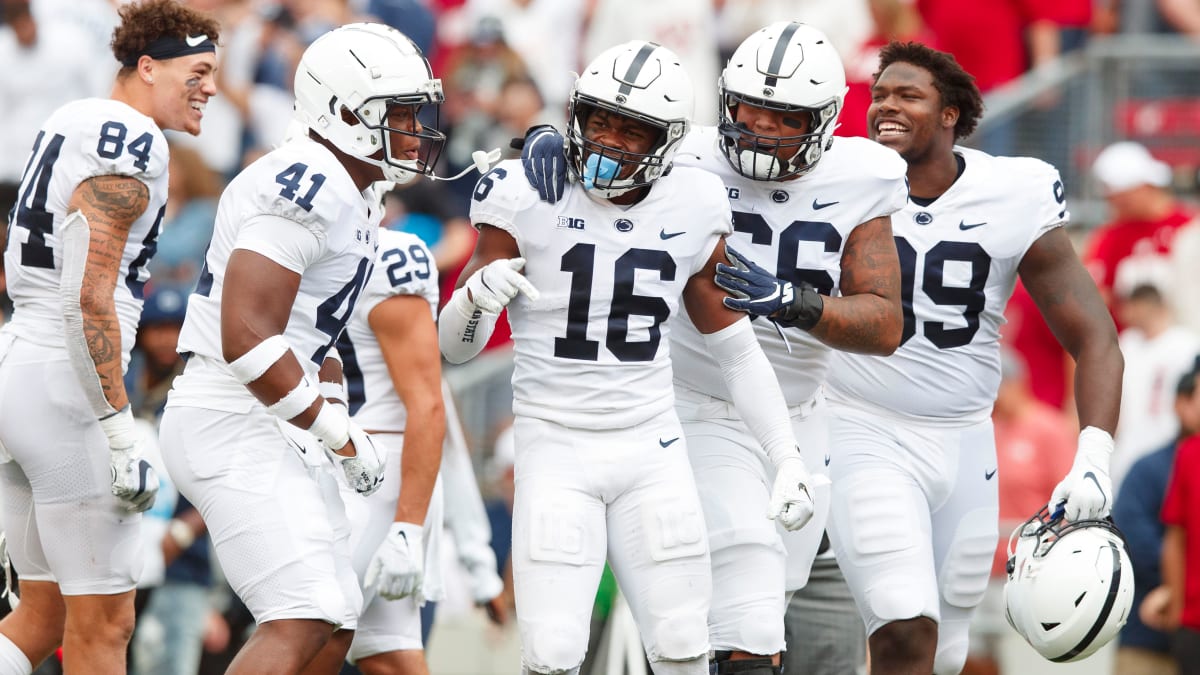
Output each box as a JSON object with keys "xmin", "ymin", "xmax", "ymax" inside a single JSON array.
[
  {"xmin": 170, "ymin": 136, "xmax": 380, "ymax": 411},
  {"xmin": 4, "ymin": 98, "xmax": 168, "ymax": 368},
  {"xmin": 471, "ymin": 159, "xmax": 732, "ymax": 429},
  {"xmin": 670, "ymin": 127, "xmax": 909, "ymax": 406},
  {"xmin": 828, "ymin": 147, "xmax": 1068, "ymax": 422},
  {"xmin": 338, "ymin": 229, "xmax": 439, "ymax": 432}
]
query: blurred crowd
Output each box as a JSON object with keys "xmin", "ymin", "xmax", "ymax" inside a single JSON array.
[{"xmin": 2, "ymin": 0, "xmax": 1200, "ymax": 674}]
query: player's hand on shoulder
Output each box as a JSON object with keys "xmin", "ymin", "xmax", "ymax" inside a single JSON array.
[
  {"xmin": 365, "ymin": 521, "xmax": 425, "ymax": 601},
  {"xmin": 519, "ymin": 125, "xmax": 567, "ymax": 204},
  {"xmin": 768, "ymin": 455, "xmax": 828, "ymax": 531},
  {"xmin": 465, "ymin": 257, "xmax": 540, "ymax": 314},
  {"xmin": 100, "ymin": 407, "xmax": 159, "ymax": 512}
]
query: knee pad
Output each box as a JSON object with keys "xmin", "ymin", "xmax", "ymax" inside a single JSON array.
[
  {"xmin": 938, "ymin": 507, "xmax": 997, "ymax": 609},
  {"xmin": 933, "ymin": 632, "xmax": 969, "ymax": 675},
  {"xmin": 712, "ymin": 652, "xmax": 781, "ymax": 675},
  {"xmin": 522, "ymin": 621, "xmax": 588, "ymax": 674},
  {"xmin": 650, "ymin": 610, "xmax": 709, "ymax": 661}
]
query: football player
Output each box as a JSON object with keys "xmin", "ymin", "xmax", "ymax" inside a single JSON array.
[
  {"xmin": 520, "ymin": 22, "xmax": 907, "ymax": 675},
  {"xmin": 0, "ymin": 1, "xmax": 219, "ymax": 672},
  {"xmin": 327, "ymin": 226, "xmax": 446, "ymax": 675},
  {"xmin": 157, "ymin": 24, "xmax": 443, "ymax": 674},
  {"xmin": 717, "ymin": 41, "xmax": 1123, "ymax": 674},
  {"xmin": 439, "ymin": 40, "xmax": 821, "ymax": 675}
]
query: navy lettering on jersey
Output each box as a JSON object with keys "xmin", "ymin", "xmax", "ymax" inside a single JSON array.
[
  {"xmin": 554, "ymin": 244, "xmax": 676, "ymax": 362},
  {"xmin": 895, "ymin": 236, "xmax": 991, "ymax": 349},
  {"xmin": 12, "ymin": 131, "xmax": 66, "ymax": 269}
]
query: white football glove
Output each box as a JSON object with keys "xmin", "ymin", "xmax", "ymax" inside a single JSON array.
[
  {"xmin": 100, "ymin": 407, "xmax": 159, "ymax": 513},
  {"xmin": 365, "ymin": 521, "xmax": 425, "ymax": 602},
  {"xmin": 324, "ymin": 422, "xmax": 386, "ymax": 496},
  {"xmin": 464, "ymin": 258, "xmax": 540, "ymax": 315},
  {"xmin": 768, "ymin": 456, "xmax": 825, "ymax": 531},
  {"xmin": 463, "ymin": 555, "xmax": 505, "ymax": 604},
  {"xmin": 1049, "ymin": 426, "xmax": 1114, "ymax": 521}
]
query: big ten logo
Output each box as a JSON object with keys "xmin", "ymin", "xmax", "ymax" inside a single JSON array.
[
  {"xmin": 726, "ymin": 187, "xmax": 741, "ymax": 200},
  {"xmin": 645, "ymin": 499, "xmax": 706, "ymax": 561},
  {"xmin": 558, "ymin": 216, "xmax": 586, "ymax": 230}
]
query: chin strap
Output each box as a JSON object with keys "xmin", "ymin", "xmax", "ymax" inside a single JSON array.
[{"xmin": 427, "ymin": 148, "xmax": 502, "ymax": 182}]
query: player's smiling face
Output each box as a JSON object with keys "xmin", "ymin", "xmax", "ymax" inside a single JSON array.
[
  {"xmin": 154, "ymin": 52, "xmax": 217, "ymax": 136},
  {"xmin": 868, "ymin": 61, "xmax": 953, "ymax": 162}
]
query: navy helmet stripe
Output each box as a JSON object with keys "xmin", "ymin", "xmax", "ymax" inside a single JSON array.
[
  {"xmin": 618, "ymin": 42, "xmax": 659, "ymax": 96},
  {"xmin": 764, "ymin": 22, "xmax": 801, "ymax": 88},
  {"xmin": 1050, "ymin": 543, "xmax": 1123, "ymax": 662}
]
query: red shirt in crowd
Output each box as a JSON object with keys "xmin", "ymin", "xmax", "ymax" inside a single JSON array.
[
  {"xmin": 1082, "ymin": 206, "xmax": 1193, "ymax": 324},
  {"xmin": 1162, "ymin": 434, "xmax": 1200, "ymax": 631},
  {"xmin": 1003, "ymin": 281, "xmax": 1070, "ymax": 410},
  {"xmin": 916, "ymin": 0, "xmax": 1026, "ymax": 92}
]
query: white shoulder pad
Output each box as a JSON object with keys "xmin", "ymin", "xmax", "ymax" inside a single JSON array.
[
  {"xmin": 665, "ymin": 165, "xmax": 734, "ymax": 239},
  {"xmin": 66, "ymin": 99, "xmax": 169, "ymax": 184},
  {"xmin": 826, "ymin": 137, "xmax": 909, "ymax": 219},
  {"xmin": 468, "ymin": 159, "xmax": 542, "ymax": 236},
  {"xmin": 243, "ymin": 138, "xmax": 366, "ymax": 241},
  {"xmin": 358, "ymin": 229, "xmax": 440, "ymax": 316},
  {"xmin": 991, "ymin": 153, "xmax": 1070, "ymax": 237}
]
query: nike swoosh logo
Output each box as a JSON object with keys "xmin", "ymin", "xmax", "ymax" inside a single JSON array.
[
  {"xmin": 1083, "ymin": 471, "xmax": 1108, "ymax": 510},
  {"xmin": 812, "ymin": 198, "xmax": 839, "ymax": 210},
  {"xmin": 185, "ymin": 34, "xmax": 208, "ymax": 47},
  {"xmin": 959, "ymin": 220, "xmax": 987, "ymax": 231},
  {"xmin": 985, "ymin": 468, "xmax": 997, "ymax": 480},
  {"xmin": 659, "ymin": 229, "xmax": 685, "ymax": 240},
  {"xmin": 824, "ymin": 454, "xmax": 831, "ymax": 467},
  {"xmin": 659, "ymin": 437, "xmax": 679, "ymax": 448},
  {"xmin": 137, "ymin": 460, "xmax": 152, "ymax": 491}
]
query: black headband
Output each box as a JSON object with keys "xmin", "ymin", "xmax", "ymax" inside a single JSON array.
[{"xmin": 121, "ymin": 33, "xmax": 215, "ymax": 67}]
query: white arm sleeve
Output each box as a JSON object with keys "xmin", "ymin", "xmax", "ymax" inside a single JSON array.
[
  {"xmin": 438, "ymin": 286, "xmax": 498, "ymax": 364},
  {"xmin": 704, "ymin": 318, "xmax": 799, "ymax": 468},
  {"xmin": 59, "ymin": 210, "xmax": 119, "ymax": 418}
]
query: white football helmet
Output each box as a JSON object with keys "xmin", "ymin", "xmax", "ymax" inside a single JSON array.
[
  {"xmin": 718, "ymin": 22, "xmax": 848, "ymax": 180},
  {"xmin": 1004, "ymin": 506, "xmax": 1134, "ymax": 663},
  {"xmin": 294, "ymin": 23, "xmax": 445, "ymax": 184},
  {"xmin": 565, "ymin": 40, "xmax": 693, "ymax": 198}
]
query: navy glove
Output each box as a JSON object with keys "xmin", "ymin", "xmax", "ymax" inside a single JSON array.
[
  {"xmin": 715, "ymin": 246, "xmax": 824, "ymax": 330},
  {"xmin": 520, "ymin": 125, "xmax": 567, "ymax": 204}
]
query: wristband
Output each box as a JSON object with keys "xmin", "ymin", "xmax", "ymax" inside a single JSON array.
[
  {"xmin": 98, "ymin": 405, "xmax": 137, "ymax": 450},
  {"xmin": 309, "ymin": 400, "xmax": 351, "ymax": 450},
  {"xmin": 266, "ymin": 377, "xmax": 320, "ymax": 420},
  {"xmin": 228, "ymin": 335, "xmax": 290, "ymax": 385}
]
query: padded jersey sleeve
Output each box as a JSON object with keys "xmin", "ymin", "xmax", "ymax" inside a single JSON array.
[
  {"xmin": 1018, "ymin": 158, "xmax": 1070, "ymax": 251},
  {"xmin": 836, "ymin": 137, "xmax": 909, "ymax": 222},
  {"xmin": 468, "ymin": 159, "xmax": 541, "ymax": 241},
  {"xmin": 682, "ymin": 167, "xmax": 735, "ymax": 277},
  {"xmin": 233, "ymin": 213, "xmax": 325, "ymax": 274},
  {"xmin": 70, "ymin": 104, "xmax": 169, "ymax": 185},
  {"xmin": 357, "ymin": 230, "xmax": 440, "ymax": 317}
]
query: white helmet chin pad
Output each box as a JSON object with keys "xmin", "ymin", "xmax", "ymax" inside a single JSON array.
[{"xmin": 1003, "ymin": 506, "xmax": 1134, "ymax": 663}]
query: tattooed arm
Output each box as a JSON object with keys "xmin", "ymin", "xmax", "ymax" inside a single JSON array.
[
  {"xmin": 807, "ymin": 214, "xmax": 903, "ymax": 355},
  {"xmin": 64, "ymin": 174, "xmax": 150, "ymax": 413}
]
